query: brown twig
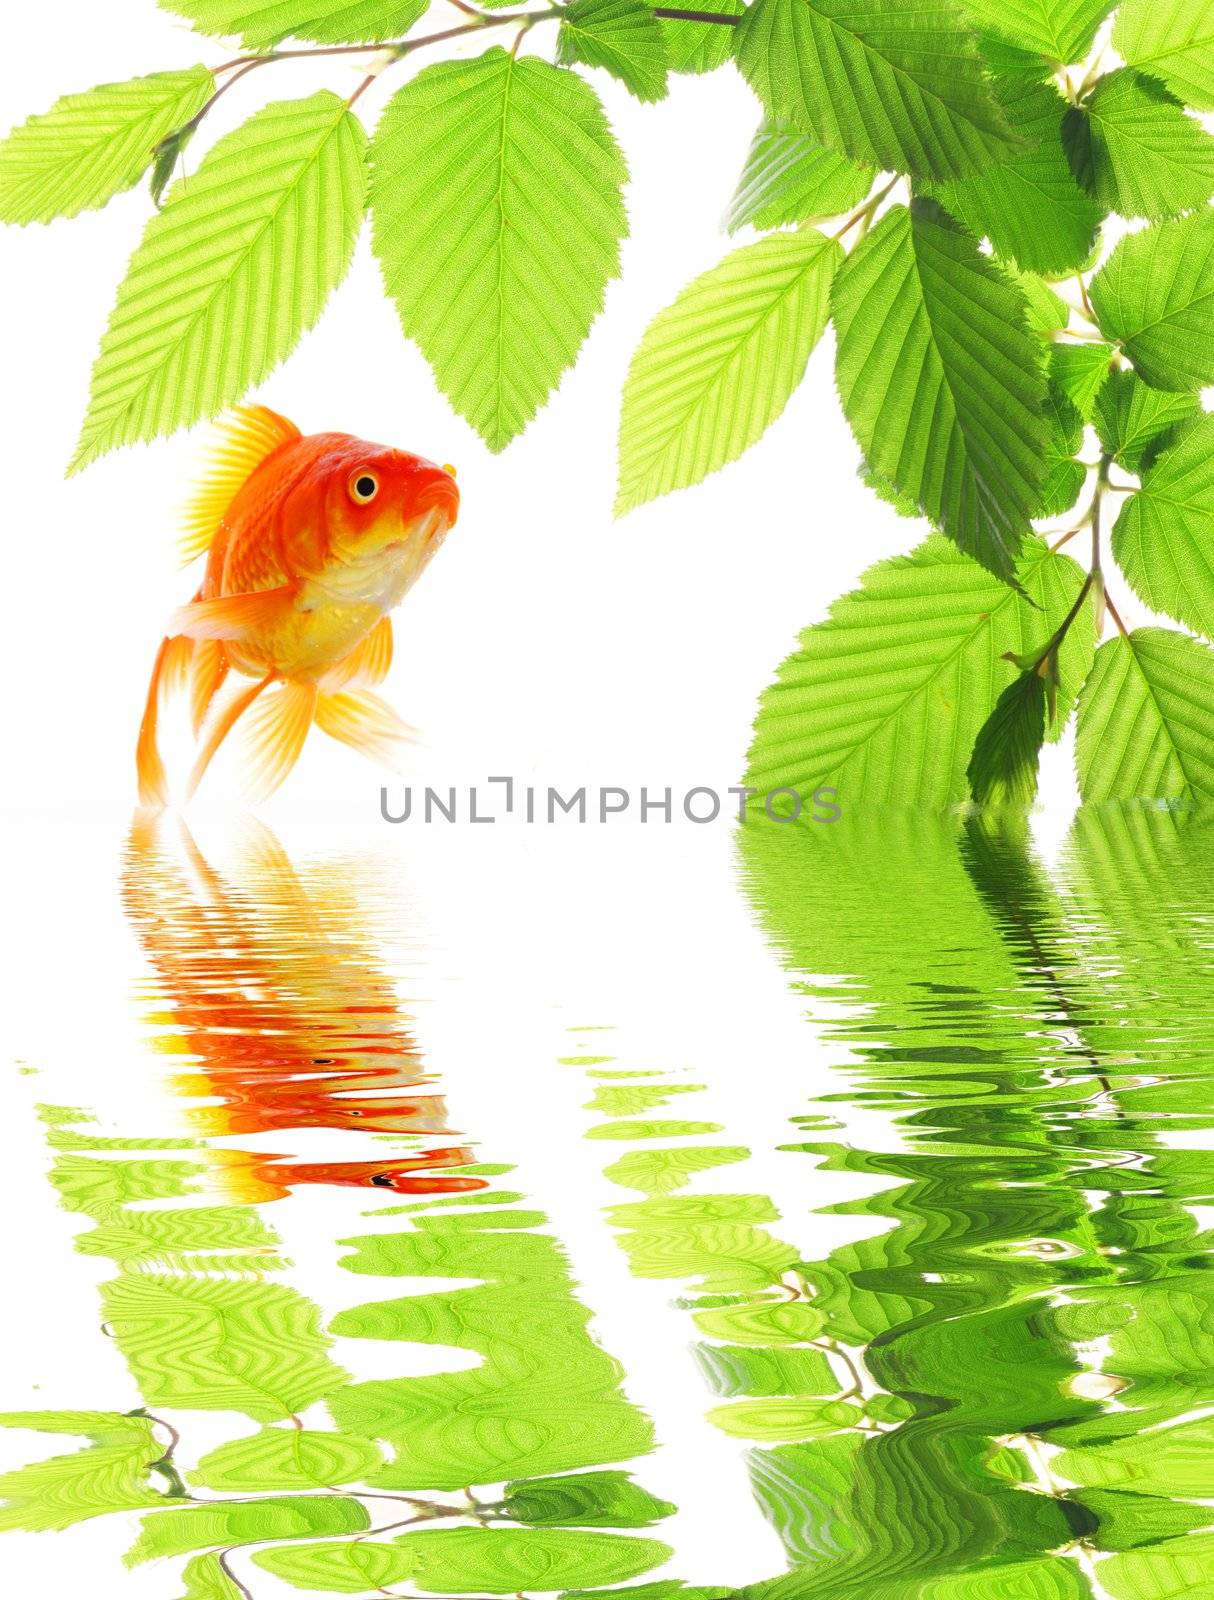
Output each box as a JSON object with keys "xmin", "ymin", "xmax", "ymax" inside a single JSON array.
[{"xmin": 217, "ymin": 1550, "xmax": 255, "ymax": 1600}]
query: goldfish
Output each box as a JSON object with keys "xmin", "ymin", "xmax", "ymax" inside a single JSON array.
[
  {"xmin": 136, "ymin": 405, "xmax": 459, "ymax": 808},
  {"xmin": 122, "ymin": 814, "xmax": 486, "ymax": 1204}
]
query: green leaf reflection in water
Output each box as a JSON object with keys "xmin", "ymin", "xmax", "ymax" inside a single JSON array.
[
  {"xmin": 0, "ymin": 823, "xmax": 676, "ymax": 1597},
  {"xmin": 728, "ymin": 807, "xmax": 1214, "ymax": 1599}
]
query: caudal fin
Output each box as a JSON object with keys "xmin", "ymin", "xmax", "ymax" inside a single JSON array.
[
  {"xmin": 190, "ymin": 639, "xmax": 229, "ymax": 734},
  {"xmin": 187, "ymin": 672, "xmax": 276, "ymax": 799},
  {"xmin": 135, "ymin": 634, "xmax": 194, "ymax": 810}
]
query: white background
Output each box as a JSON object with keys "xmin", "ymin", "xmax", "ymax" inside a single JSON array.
[{"xmin": 0, "ymin": 4, "xmax": 1123, "ymax": 1595}]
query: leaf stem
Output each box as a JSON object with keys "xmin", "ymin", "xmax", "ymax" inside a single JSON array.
[
  {"xmin": 832, "ymin": 176, "xmax": 900, "ymax": 241},
  {"xmin": 1020, "ymin": 460, "xmax": 1111, "ymax": 672},
  {"xmin": 1104, "ymin": 588, "xmax": 1131, "ymax": 638},
  {"xmin": 217, "ymin": 1549, "xmax": 255, "ymax": 1600},
  {"xmin": 1035, "ymin": 571, "xmax": 1094, "ymax": 670},
  {"xmin": 172, "ymin": 58, "xmax": 264, "ymax": 142},
  {"xmin": 177, "ymin": 8, "xmax": 562, "ymax": 156}
]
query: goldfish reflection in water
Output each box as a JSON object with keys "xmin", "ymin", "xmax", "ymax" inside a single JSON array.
[{"xmin": 121, "ymin": 818, "xmax": 484, "ymax": 1204}]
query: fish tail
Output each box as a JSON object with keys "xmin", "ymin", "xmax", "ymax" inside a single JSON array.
[
  {"xmin": 136, "ymin": 633, "xmax": 194, "ymax": 810},
  {"xmin": 315, "ymin": 689, "xmax": 416, "ymax": 771},
  {"xmin": 190, "ymin": 639, "xmax": 230, "ymax": 734},
  {"xmin": 186, "ymin": 671, "xmax": 276, "ymax": 800}
]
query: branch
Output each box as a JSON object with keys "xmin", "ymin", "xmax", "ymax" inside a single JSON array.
[
  {"xmin": 159, "ymin": 8, "xmax": 563, "ymax": 177},
  {"xmin": 212, "ymin": 7, "xmax": 556, "ymax": 72}
]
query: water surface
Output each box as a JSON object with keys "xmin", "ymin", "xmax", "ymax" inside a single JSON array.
[{"xmin": 1, "ymin": 807, "xmax": 1211, "ymax": 1599}]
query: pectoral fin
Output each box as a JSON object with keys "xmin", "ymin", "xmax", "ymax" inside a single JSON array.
[
  {"xmin": 315, "ymin": 690, "xmax": 415, "ymax": 769},
  {"xmin": 169, "ymin": 586, "xmax": 294, "ymax": 641}
]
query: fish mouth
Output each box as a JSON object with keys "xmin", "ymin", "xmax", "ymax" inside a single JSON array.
[{"xmin": 399, "ymin": 506, "xmax": 449, "ymax": 547}]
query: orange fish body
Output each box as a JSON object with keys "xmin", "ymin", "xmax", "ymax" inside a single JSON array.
[{"xmin": 136, "ymin": 405, "xmax": 459, "ymax": 808}]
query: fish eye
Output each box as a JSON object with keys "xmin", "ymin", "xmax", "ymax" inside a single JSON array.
[{"xmin": 349, "ymin": 470, "xmax": 379, "ymax": 504}]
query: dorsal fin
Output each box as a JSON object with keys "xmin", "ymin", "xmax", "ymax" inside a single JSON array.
[{"xmin": 179, "ymin": 405, "xmax": 301, "ymax": 565}]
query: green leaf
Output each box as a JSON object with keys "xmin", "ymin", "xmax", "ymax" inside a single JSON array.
[
  {"xmin": 402, "ymin": 1527, "xmax": 672, "ymax": 1592},
  {"xmin": 158, "ymin": 0, "xmax": 429, "ymax": 49},
  {"xmin": 615, "ymin": 231, "xmax": 839, "ymax": 513},
  {"xmin": 70, "ymin": 92, "xmax": 366, "ymax": 474},
  {"xmin": 565, "ymin": 1588, "xmax": 733, "ymax": 1600},
  {"xmin": 1053, "ymin": 1417, "xmax": 1214, "ymax": 1498},
  {"xmin": 586, "ymin": 1081, "xmax": 702, "ymax": 1115},
  {"xmin": 706, "ymin": 1397, "xmax": 863, "ymax": 1440},
  {"xmin": 501, "ymin": 1470, "xmax": 676, "ymax": 1528},
  {"xmin": 1115, "ymin": 0, "xmax": 1214, "ymax": 114},
  {"xmin": 832, "ymin": 200, "xmax": 1048, "ymax": 583},
  {"xmin": 329, "ymin": 1216, "xmax": 655, "ymax": 1491},
  {"xmin": 967, "ymin": 669, "xmax": 1049, "ymax": 807},
  {"xmin": 1101, "ymin": 1532, "xmax": 1214, "ymax": 1599},
  {"xmin": 586, "ymin": 1118, "xmax": 725, "ymax": 1139},
  {"xmin": 176, "ymin": 1554, "xmax": 246, "ymax": 1600},
  {"xmin": 1112, "ymin": 413, "xmax": 1214, "ymax": 640},
  {"xmin": 1075, "ymin": 629, "xmax": 1214, "ymax": 802},
  {"xmin": 370, "ymin": 49, "xmax": 627, "ymax": 453},
  {"xmin": 149, "ymin": 124, "xmax": 196, "ymax": 208},
  {"xmin": 1037, "ymin": 385, "xmax": 1086, "ymax": 516},
  {"xmin": 558, "ymin": 0, "xmax": 669, "ymax": 102},
  {"xmin": 748, "ymin": 1437, "xmax": 864, "ymax": 1567},
  {"xmin": 932, "ymin": 46, "xmax": 1102, "ymax": 275},
  {"xmin": 958, "ymin": 0, "xmax": 1113, "ymax": 62},
  {"xmin": 1049, "ymin": 341, "xmax": 1112, "ymax": 417},
  {"xmin": 735, "ymin": 0, "xmax": 1020, "ymax": 181},
  {"xmin": 0, "ymin": 1411, "xmax": 163, "ymax": 1533},
  {"xmin": 1012, "ymin": 268, "xmax": 1070, "ymax": 334},
  {"xmin": 693, "ymin": 1342, "xmax": 836, "ymax": 1398},
  {"xmin": 726, "ymin": 117, "xmax": 872, "ymax": 232},
  {"xmin": 1067, "ymin": 68, "xmax": 1214, "ymax": 220},
  {"xmin": 191, "ymin": 1427, "xmax": 383, "ymax": 1491},
  {"xmin": 745, "ymin": 534, "xmax": 1093, "ymax": 806},
  {"xmin": 99, "ymin": 1273, "xmax": 348, "ymax": 1420},
  {"xmin": 863, "ymin": 460, "xmax": 924, "ymax": 517},
  {"xmin": 252, "ymin": 1541, "xmax": 417, "ymax": 1592},
  {"xmin": 1093, "ymin": 366, "xmax": 1200, "ymax": 470},
  {"xmin": 1088, "ymin": 209, "xmax": 1214, "ymax": 391},
  {"xmin": 602, "ymin": 1145, "xmax": 749, "ymax": 1196},
  {"xmin": 127, "ymin": 1496, "xmax": 370, "ymax": 1565},
  {"xmin": 0, "ymin": 68, "xmax": 212, "ymax": 225},
  {"xmin": 1076, "ymin": 1489, "xmax": 1214, "ymax": 1552},
  {"xmin": 659, "ymin": 0, "xmax": 744, "ymax": 72},
  {"xmin": 606, "ymin": 1193, "xmax": 798, "ymax": 1293},
  {"xmin": 693, "ymin": 1301, "xmax": 824, "ymax": 1345}
]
